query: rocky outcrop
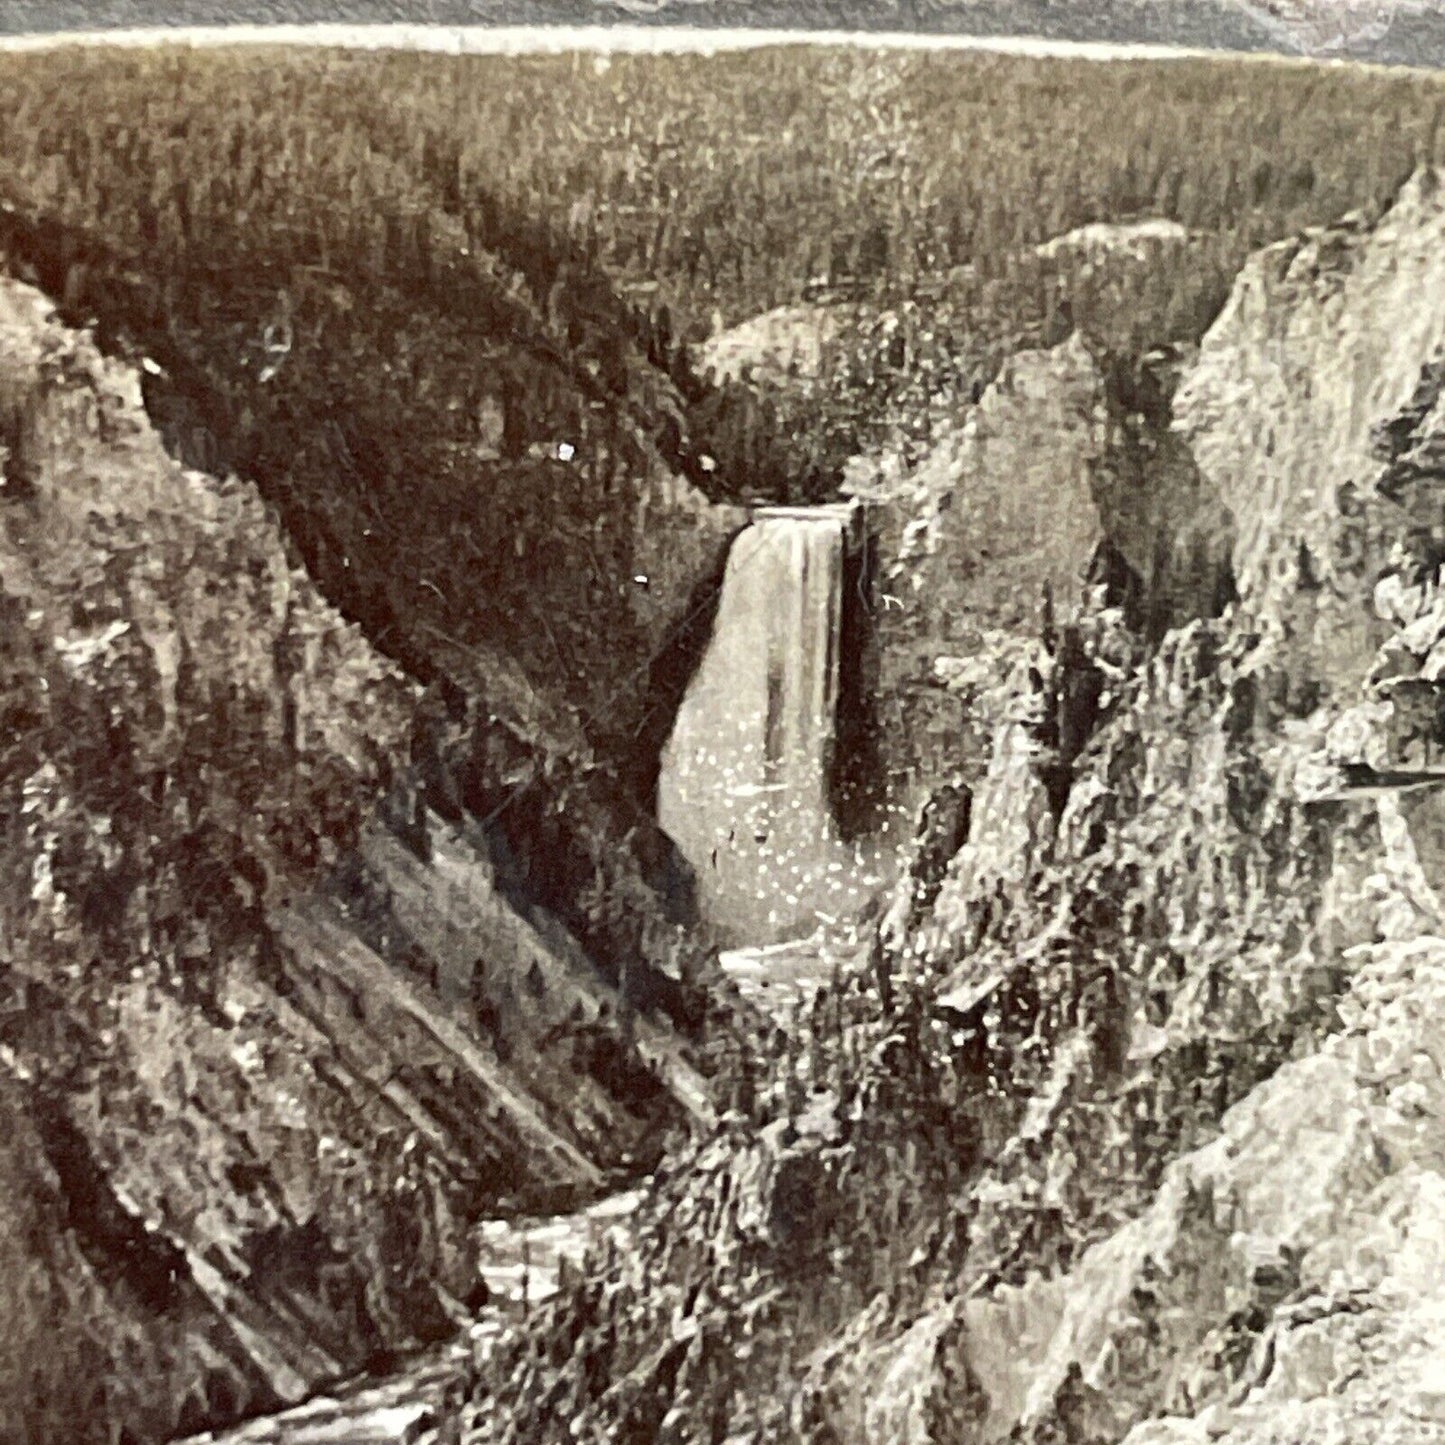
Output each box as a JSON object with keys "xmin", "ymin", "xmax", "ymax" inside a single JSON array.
[
  {"xmin": 857, "ymin": 164, "xmax": 1445, "ymax": 1445},
  {"xmin": 696, "ymin": 305, "xmax": 851, "ymax": 389},
  {"xmin": 0, "ymin": 279, "xmax": 712, "ymax": 1445},
  {"xmin": 1036, "ymin": 219, "xmax": 1194, "ymax": 264},
  {"xmin": 843, "ymin": 332, "xmax": 1107, "ymax": 802},
  {"xmin": 1173, "ymin": 171, "xmax": 1445, "ymax": 691},
  {"xmin": 449, "ymin": 167, "xmax": 1445, "ymax": 1445}
]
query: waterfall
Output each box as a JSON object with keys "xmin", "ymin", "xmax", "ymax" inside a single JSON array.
[{"xmin": 658, "ymin": 502, "xmax": 862, "ymax": 945}]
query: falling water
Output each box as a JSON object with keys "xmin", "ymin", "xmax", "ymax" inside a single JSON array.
[{"xmin": 658, "ymin": 502, "xmax": 864, "ymax": 946}]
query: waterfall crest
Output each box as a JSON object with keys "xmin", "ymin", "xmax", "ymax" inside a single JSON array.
[{"xmin": 658, "ymin": 503, "xmax": 863, "ymax": 945}]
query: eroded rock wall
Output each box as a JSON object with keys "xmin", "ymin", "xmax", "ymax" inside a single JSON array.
[
  {"xmin": 875, "ymin": 163, "xmax": 1445, "ymax": 1445},
  {"xmin": 842, "ymin": 332, "xmax": 1107, "ymax": 803},
  {"xmin": 0, "ymin": 279, "xmax": 710, "ymax": 1445},
  {"xmin": 454, "ymin": 167, "xmax": 1445, "ymax": 1445}
]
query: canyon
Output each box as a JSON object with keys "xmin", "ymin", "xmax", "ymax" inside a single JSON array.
[{"xmin": 6, "ymin": 39, "xmax": 1445, "ymax": 1445}]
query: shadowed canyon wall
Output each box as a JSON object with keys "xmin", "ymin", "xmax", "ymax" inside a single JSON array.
[{"xmin": 0, "ymin": 277, "xmax": 715, "ymax": 1445}]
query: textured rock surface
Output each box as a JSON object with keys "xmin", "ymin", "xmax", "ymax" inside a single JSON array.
[
  {"xmin": 0, "ymin": 279, "xmax": 709, "ymax": 1445},
  {"xmin": 1173, "ymin": 171, "xmax": 1445, "ymax": 686},
  {"xmin": 843, "ymin": 331, "xmax": 1106, "ymax": 800},
  {"xmin": 443, "ymin": 167, "xmax": 1445, "ymax": 1445},
  {"xmin": 696, "ymin": 304, "xmax": 851, "ymax": 389},
  {"xmin": 952, "ymin": 924, "xmax": 1445, "ymax": 1443},
  {"xmin": 902, "ymin": 162, "xmax": 1445, "ymax": 1445}
]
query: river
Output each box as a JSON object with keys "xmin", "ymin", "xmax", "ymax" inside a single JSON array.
[{"xmin": 179, "ymin": 1190, "xmax": 642, "ymax": 1445}]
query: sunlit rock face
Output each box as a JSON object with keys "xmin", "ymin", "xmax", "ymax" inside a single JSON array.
[
  {"xmin": 658, "ymin": 503, "xmax": 868, "ymax": 945},
  {"xmin": 835, "ymin": 167, "xmax": 1445, "ymax": 1445},
  {"xmin": 1175, "ymin": 169, "xmax": 1445, "ymax": 692},
  {"xmin": 842, "ymin": 332, "xmax": 1107, "ymax": 804},
  {"xmin": 696, "ymin": 302, "xmax": 846, "ymax": 388}
]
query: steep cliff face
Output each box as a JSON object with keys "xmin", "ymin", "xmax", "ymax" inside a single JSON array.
[
  {"xmin": 0, "ymin": 177, "xmax": 745, "ymax": 814},
  {"xmin": 0, "ymin": 278, "xmax": 712, "ymax": 1445},
  {"xmin": 1174, "ymin": 174, "xmax": 1445, "ymax": 691},
  {"xmin": 862, "ymin": 163, "xmax": 1445, "ymax": 1445},
  {"xmin": 451, "ymin": 168, "xmax": 1445, "ymax": 1445},
  {"xmin": 0, "ymin": 178, "xmax": 760, "ymax": 1043},
  {"xmin": 842, "ymin": 331, "xmax": 1107, "ymax": 806}
]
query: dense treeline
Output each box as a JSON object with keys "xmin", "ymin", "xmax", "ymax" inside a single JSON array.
[
  {"xmin": 294, "ymin": 45, "xmax": 1444, "ymax": 331},
  {"xmin": 1, "ymin": 44, "xmax": 1443, "ymax": 506}
]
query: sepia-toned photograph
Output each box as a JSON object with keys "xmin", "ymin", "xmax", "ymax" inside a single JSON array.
[{"xmin": 5, "ymin": 5, "xmax": 1445, "ymax": 1442}]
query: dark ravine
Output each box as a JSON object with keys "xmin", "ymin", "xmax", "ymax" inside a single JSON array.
[
  {"xmin": 0, "ymin": 183, "xmax": 757, "ymax": 994},
  {"xmin": 830, "ymin": 520, "xmax": 890, "ymax": 841}
]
